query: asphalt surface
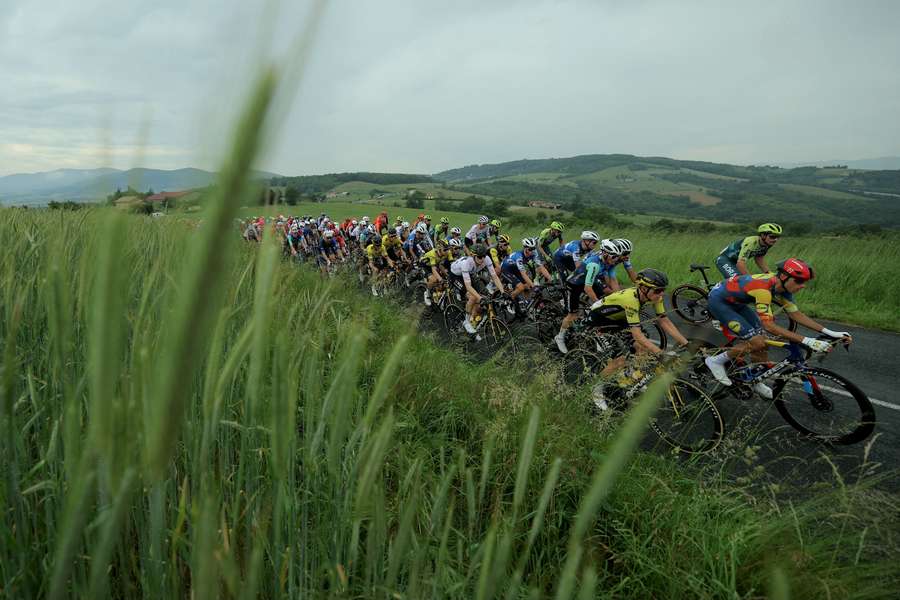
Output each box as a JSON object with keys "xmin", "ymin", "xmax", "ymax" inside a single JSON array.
[{"xmin": 660, "ymin": 315, "xmax": 900, "ymax": 493}]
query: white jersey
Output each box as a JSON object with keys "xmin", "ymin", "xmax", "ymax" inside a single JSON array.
[
  {"xmin": 450, "ymin": 255, "xmax": 495, "ymax": 283},
  {"xmin": 465, "ymin": 223, "xmax": 485, "ymax": 242}
]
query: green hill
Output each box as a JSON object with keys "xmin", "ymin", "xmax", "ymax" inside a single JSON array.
[{"xmin": 433, "ymin": 154, "xmax": 900, "ymax": 229}]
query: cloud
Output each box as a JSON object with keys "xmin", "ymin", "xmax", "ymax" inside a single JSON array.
[{"xmin": 2, "ymin": 0, "xmax": 899, "ymax": 176}]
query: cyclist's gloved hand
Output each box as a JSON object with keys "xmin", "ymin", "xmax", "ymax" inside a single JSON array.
[
  {"xmin": 821, "ymin": 328, "xmax": 851, "ymax": 340},
  {"xmin": 802, "ymin": 337, "xmax": 832, "ymax": 353}
]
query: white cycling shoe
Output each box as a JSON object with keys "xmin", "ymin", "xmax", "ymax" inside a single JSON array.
[
  {"xmin": 423, "ymin": 290, "xmax": 432, "ymax": 306},
  {"xmin": 463, "ymin": 318, "xmax": 477, "ymax": 334},
  {"xmin": 704, "ymin": 356, "xmax": 732, "ymax": 386},
  {"xmin": 753, "ymin": 382, "xmax": 773, "ymax": 400},
  {"xmin": 554, "ymin": 332, "xmax": 569, "ymax": 354},
  {"xmin": 591, "ymin": 384, "xmax": 609, "ymax": 412}
]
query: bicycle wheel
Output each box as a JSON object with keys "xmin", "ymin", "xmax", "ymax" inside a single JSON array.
[
  {"xmin": 638, "ymin": 307, "xmax": 668, "ymax": 350},
  {"xmin": 772, "ymin": 367, "xmax": 876, "ymax": 445},
  {"xmin": 561, "ymin": 349, "xmax": 605, "ymax": 386},
  {"xmin": 649, "ymin": 378, "xmax": 724, "ymax": 454},
  {"xmin": 473, "ymin": 317, "xmax": 516, "ymax": 361},
  {"xmin": 670, "ymin": 284, "xmax": 711, "ymax": 324},
  {"xmin": 443, "ymin": 304, "xmax": 467, "ymax": 336}
]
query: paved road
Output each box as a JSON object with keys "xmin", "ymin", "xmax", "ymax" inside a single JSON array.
[{"xmin": 661, "ymin": 316, "xmax": 900, "ymax": 493}]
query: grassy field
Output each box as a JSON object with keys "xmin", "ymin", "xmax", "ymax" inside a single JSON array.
[
  {"xmin": 243, "ymin": 201, "xmax": 900, "ymax": 331},
  {"xmin": 2, "ymin": 205, "xmax": 898, "ymax": 599}
]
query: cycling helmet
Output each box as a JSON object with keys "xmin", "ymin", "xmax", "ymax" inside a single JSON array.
[
  {"xmin": 614, "ymin": 238, "xmax": 633, "ymax": 254},
  {"xmin": 450, "ymin": 227, "xmax": 462, "ymax": 235},
  {"xmin": 401, "ymin": 221, "xmax": 410, "ymax": 229},
  {"xmin": 437, "ymin": 238, "xmax": 449, "ymax": 249},
  {"xmin": 351, "ymin": 219, "xmax": 357, "ymax": 225},
  {"xmin": 373, "ymin": 236, "xmax": 383, "ymax": 245},
  {"xmin": 388, "ymin": 229, "xmax": 398, "ymax": 236},
  {"xmin": 522, "ymin": 237, "xmax": 537, "ymax": 249},
  {"xmin": 636, "ymin": 268, "xmax": 669, "ymax": 290},
  {"xmin": 490, "ymin": 219, "xmax": 502, "ymax": 228},
  {"xmin": 362, "ymin": 216, "xmax": 370, "ymax": 222},
  {"xmin": 478, "ymin": 215, "xmax": 489, "ymax": 224},
  {"xmin": 289, "ymin": 224, "xmax": 299, "ymax": 234},
  {"xmin": 599, "ymin": 239, "xmax": 622, "ymax": 256},
  {"xmin": 472, "ymin": 243, "xmax": 489, "ymax": 258},
  {"xmin": 415, "ymin": 223, "xmax": 428, "ymax": 233},
  {"xmin": 550, "ymin": 221, "xmax": 564, "ymax": 231},
  {"xmin": 777, "ymin": 258, "xmax": 814, "ymax": 281},
  {"xmin": 497, "ymin": 234, "xmax": 511, "ymax": 245},
  {"xmin": 758, "ymin": 222, "xmax": 783, "ymax": 235},
  {"xmin": 448, "ymin": 238, "xmax": 463, "ymax": 248},
  {"xmin": 367, "ymin": 225, "xmax": 377, "ymax": 234},
  {"xmin": 395, "ymin": 216, "xmax": 403, "ymax": 223},
  {"xmin": 440, "ymin": 217, "xmax": 449, "ymax": 224},
  {"xmin": 424, "ymin": 214, "xmax": 432, "ymax": 220},
  {"xmin": 581, "ymin": 230, "xmax": 600, "ymax": 242}
]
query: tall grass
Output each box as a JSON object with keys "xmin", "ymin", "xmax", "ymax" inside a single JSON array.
[{"xmin": 2, "ymin": 72, "xmax": 897, "ymax": 599}]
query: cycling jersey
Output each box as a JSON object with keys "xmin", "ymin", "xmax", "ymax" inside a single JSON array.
[
  {"xmin": 489, "ymin": 244, "xmax": 511, "ymax": 269},
  {"xmin": 709, "ymin": 273, "xmax": 798, "ymax": 321},
  {"xmin": 589, "ymin": 287, "xmax": 665, "ymax": 327},
  {"xmin": 419, "ymin": 248, "xmax": 447, "ymax": 268},
  {"xmin": 382, "ymin": 234, "xmax": 402, "ymax": 251},
  {"xmin": 450, "ymin": 256, "xmax": 496, "ymax": 284},
  {"xmin": 567, "ymin": 253, "xmax": 616, "ymax": 287},
  {"xmin": 319, "ymin": 238, "xmax": 339, "ymax": 255},
  {"xmin": 554, "ymin": 240, "xmax": 590, "ymax": 263},
  {"xmin": 366, "ymin": 243, "xmax": 388, "ymax": 260},
  {"xmin": 538, "ymin": 228, "xmax": 563, "ymax": 252},
  {"xmin": 500, "ymin": 250, "xmax": 537, "ymax": 284},
  {"xmin": 465, "ymin": 224, "xmax": 490, "ymax": 244},
  {"xmin": 719, "ymin": 236, "xmax": 772, "ymax": 264}
]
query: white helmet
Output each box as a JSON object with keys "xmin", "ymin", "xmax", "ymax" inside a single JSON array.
[
  {"xmin": 415, "ymin": 223, "xmax": 428, "ymax": 233},
  {"xmin": 522, "ymin": 237, "xmax": 537, "ymax": 249},
  {"xmin": 367, "ymin": 225, "xmax": 377, "ymax": 234},
  {"xmin": 599, "ymin": 238, "xmax": 622, "ymax": 256},
  {"xmin": 478, "ymin": 215, "xmax": 489, "ymax": 224},
  {"xmin": 351, "ymin": 219, "xmax": 358, "ymax": 225},
  {"xmin": 450, "ymin": 227, "xmax": 462, "ymax": 235},
  {"xmin": 402, "ymin": 221, "xmax": 410, "ymax": 229},
  {"xmin": 581, "ymin": 230, "xmax": 600, "ymax": 242},
  {"xmin": 362, "ymin": 216, "xmax": 370, "ymax": 222},
  {"xmin": 448, "ymin": 237, "xmax": 463, "ymax": 248},
  {"xmin": 614, "ymin": 238, "xmax": 633, "ymax": 254}
]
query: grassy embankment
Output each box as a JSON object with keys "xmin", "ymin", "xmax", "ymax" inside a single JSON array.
[
  {"xmin": 2, "ymin": 205, "xmax": 899, "ymax": 599},
  {"xmin": 243, "ymin": 201, "xmax": 900, "ymax": 331}
]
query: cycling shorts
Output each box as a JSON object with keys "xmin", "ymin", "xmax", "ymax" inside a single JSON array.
[
  {"xmin": 707, "ymin": 293, "xmax": 763, "ymax": 340},
  {"xmin": 501, "ymin": 266, "xmax": 526, "ymax": 286}
]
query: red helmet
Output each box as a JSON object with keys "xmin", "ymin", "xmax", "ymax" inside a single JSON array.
[{"xmin": 777, "ymin": 258, "xmax": 814, "ymax": 281}]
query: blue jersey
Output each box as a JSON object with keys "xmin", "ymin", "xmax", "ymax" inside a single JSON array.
[
  {"xmin": 501, "ymin": 250, "xmax": 537, "ymax": 275},
  {"xmin": 568, "ymin": 254, "xmax": 616, "ymax": 286},
  {"xmin": 319, "ymin": 239, "xmax": 339, "ymax": 254},
  {"xmin": 554, "ymin": 240, "xmax": 588, "ymax": 263}
]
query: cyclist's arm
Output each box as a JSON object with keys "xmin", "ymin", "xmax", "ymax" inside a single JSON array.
[
  {"xmin": 517, "ymin": 262, "xmax": 534, "ymax": 287},
  {"xmin": 629, "ymin": 324, "xmax": 661, "ymax": 354},
  {"xmin": 736, "ymin": 237, "xmax": 757, "ymax": 275},
  {"xmin": 582, "ymin": 262, "xmax": 602, "ymax": 303},
  {"xmin": 659, "ymin": 316, "xmax": 689, "ymax": 347},
  {"xmin": 754, "ymin": 255, "xmax": 770, "ymax": 273},
  {"xmin": 462, "ymin": 272, "xmax": 480, "ymax": 299},
  {"xmin": 487, "ymin": 263, "xmax": 505, "ymax": 293},
  {"xmin": 750, "ymin": 288, "xmax": 805, "ymax": 343}
]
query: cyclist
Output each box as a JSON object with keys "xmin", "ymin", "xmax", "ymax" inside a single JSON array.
[
  {"xmin": 419, "ymin": 239, "xmax": 451, "ymax": 306},
  {"xmin": 449, "ymin": 243, "xmax": 506, "ymax": 334},
  {"xmin": 318, "ymin": 229, "xmax": 341, "ymax": 274},
  {"xmin": 537, "ymin": 221, "xmax": 565, "ymax": 265},
  {"xmin": 553, "ymin": 230, "xmax": 600, "ymax": 280},
  {"xmin": 716, "ymin": 223, "xmax": 782, "ymax": 278},
  {"xmin": 489, "ymin": 234, "xmax": 512, "ymax": 270},
  {"xmin": 488, "ymin": 219, "xmax": 503, "ymax": 244},
  {"xmin": 366, "ymin": 236, "xmax": 395, "ymax": 296},
  {"xmin": 554, "ymin": 239, "xmax": 623, "ymax": 353},
  {"xmin": 435, "ymin": 216, "xmax": 450, "ymax": 241},
  {"xmin": 500, "ymin": 237, "xmax": 539, "ymax": 308},
  {"xmin": 383, "ymin": 229, "xmax": 405, "ymax": 264},
  {"xmin": 286, "ymin": 222, "xmax": 306, "ymax": 258},
  {"xmin": 465, "ymin": 215, "xmax": 491, "ymax": 249},
  {"xmin": 448, "ymin": 226, "xmax": 463, "ymax": 245},
  {"xmin": 585, "ymin": 269, "xmax": 690, "ymax": 409},
  {"xmin": 612, "ymin": 238, "xmax": 638, "ymax": 284},
  {"xmin": 703, "ymin": 258, "xmax": 843, "ymax": 399}
]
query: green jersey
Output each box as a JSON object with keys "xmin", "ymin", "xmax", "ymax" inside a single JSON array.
[{"xmin": 720, "ymin": 236, "xmax": 771, "ymax": 263}]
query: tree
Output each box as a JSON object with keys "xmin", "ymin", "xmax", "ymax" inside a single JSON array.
[
  {"xmin": 406, "ymin": 190, "xmax": 425, "ymax": 209},
  {"xmin": 285, "ymin": 186, "xmax": 300, "ymax": 205}
]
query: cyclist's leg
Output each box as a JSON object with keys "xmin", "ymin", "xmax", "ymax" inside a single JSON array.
[{"xmin": 715, "ymin": 255, "xmax": 738, "ymax": 279}]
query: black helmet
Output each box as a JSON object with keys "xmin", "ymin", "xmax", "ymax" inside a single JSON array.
[
  {"xmin": 636, "ymin": 268, "xmax": 668, "ymax": 290},
  {"xmin": 472, "ymin": 243, "xmax": 489, "ymax": 258}
]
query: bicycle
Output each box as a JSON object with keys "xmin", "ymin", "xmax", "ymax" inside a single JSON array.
[
  {"xmin": 688, "ymin": 337, "xmax": 875, "ymax": 445},
  {"xmin": 443, "ymin": 292, "xmax": 516, "ymax": 360},
  {"xmin": 670, "ymin": 263, "xmax": 798, "ymax": 332}
]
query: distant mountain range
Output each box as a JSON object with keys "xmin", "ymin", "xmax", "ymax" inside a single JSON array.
[
  {"xmin": 775, "ymin": 156, "xmax": 900, "ymax": 170},
  {"xmin": 0, "ymin": 167, "xmax": 279, "ymax": 204}
]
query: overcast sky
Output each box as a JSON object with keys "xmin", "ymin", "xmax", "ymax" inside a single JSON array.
[{"xmin": 2, "ymin": 0, "xmax": 899, "ymax": 177}]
